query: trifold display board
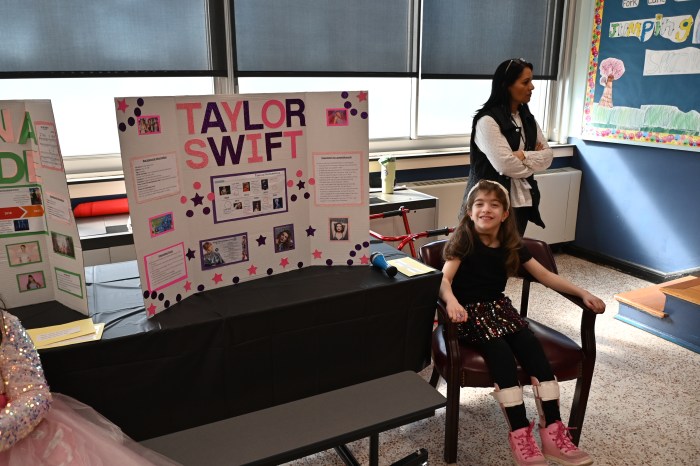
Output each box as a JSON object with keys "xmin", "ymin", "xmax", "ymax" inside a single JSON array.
[
  {"xmin": 116, "ymin": 91, "xmax": 370, "ymax": 317},
  {"xmin": 0, "ymin": 100, "xmax": 88, "ymax": 314}
]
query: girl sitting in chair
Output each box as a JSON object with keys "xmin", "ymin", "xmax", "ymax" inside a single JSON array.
[{"xmin": 439, "ymin": 180, "xmax": 606, "ymax": 466}]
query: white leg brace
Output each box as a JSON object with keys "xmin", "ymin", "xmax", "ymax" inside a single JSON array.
[
  {"xmin": 531, "ymin": 377, "xmax": 560, "ymax": 427},
  {"xmin": 491, "ymin": 385, "xmax": 524, "ymax": 407}
]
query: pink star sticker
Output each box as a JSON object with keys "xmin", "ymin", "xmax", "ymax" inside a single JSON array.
[
  {"xmin": 280, "ymin": 257, "xmax": 290, "ymax": 268},
  {"xmin": 184, "ymin": 281, "xmax": 192, "ymax": 292},
  {"xmin": 247, "ymin": 264, "xmax": 258, "ymax": 275},
  {"xmin": 360, "ymin": 254, "xmax": 370, "ymax": 265},
  {"xmin": 147, "ymin": 303, "xmax": 157, "ymax": 316},
  {"xmin": 357, "ymin": 91, "xmax": 368, "ymax": 102},
  {"xmin": 312, "ymin": 249, "xmax": 323, "ymax": 259},
  {"xmin": 116, "ymin": 99, "xmax": 129, "ymax": 113},
  {"xmin": 212, "ymin": 273, "xmax": 223, "ymax": 284}
]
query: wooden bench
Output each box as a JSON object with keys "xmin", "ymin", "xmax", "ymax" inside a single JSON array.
[{"xmin": 141, "ymin": 371, "xmax": 446, "ymax": 465}]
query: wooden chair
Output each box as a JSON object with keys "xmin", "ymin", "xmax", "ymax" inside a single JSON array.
[{"xmin": 419, "ymin": 238, "xmax": 599, "ymax": 464}]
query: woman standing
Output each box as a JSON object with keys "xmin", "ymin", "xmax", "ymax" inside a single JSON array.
[{"xmin": 460, "ymin": 58, "xmax": 553, "ymax": 236}]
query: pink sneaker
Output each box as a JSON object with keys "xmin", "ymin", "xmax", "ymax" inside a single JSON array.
[
  {"xmin": 508, "ymin": 422, "xmax": 547, "ymax": 466},
  {"xmin": 540, "ymin": 420, "xmax": 593, "ymax": 466}
]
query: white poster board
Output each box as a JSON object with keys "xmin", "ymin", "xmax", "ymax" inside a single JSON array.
[
  {"xmin": 0, "ymin": 100, "xmax": 88, "ymax": 314},
  {"xmin": 116, "ymin": 91, "xmax": 370, "ymax": 317}
]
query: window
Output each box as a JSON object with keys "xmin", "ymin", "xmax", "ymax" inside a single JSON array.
[
  {"xmin": 0, "ymin": 78, "xmax": 213, "ymax": 157},
  {"xmin": 417, "ymin": 79, "xmax": 550, "ymax": 138}
]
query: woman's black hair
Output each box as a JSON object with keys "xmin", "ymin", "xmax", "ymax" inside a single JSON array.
[{"xmin": 474, "ymin": 58, "xmax": 534, "ymax": 121}]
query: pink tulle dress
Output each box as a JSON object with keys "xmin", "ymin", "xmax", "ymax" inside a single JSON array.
[{"xmin": 0, "ymin": 311, "xmax": 180, "ymax": 466}]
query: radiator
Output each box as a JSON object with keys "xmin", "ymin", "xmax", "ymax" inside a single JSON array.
[{"xmin": 406, "ymin": 167, "xmax": 582, "ymax": 244}]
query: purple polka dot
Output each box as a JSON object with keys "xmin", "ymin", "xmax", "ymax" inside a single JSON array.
[
  {"xmin": 164, "ymin": 300, "xmax": 170, "ymax": 308},
  {"xmin": 232, "ymin": 276, "xmax": 240, "ymax": 284},
  {"xmin": 347, "ymin": 259, "xmax": 354, "ymax": 266},
  {"xmin": 362, "ymin": 241, "xmax": 370, "ymax": 248},
  {"xmin": 134, "ymin": 108, "xmax": 141, "ymax": 117},
  {"xmin": 361, "ymin": 112, "xmax": 368, "ymax": 119},
  {"xmin": 158, "ymin": 293, "xmax": 164, "ymax": 301},
  {"xmin": 143, "ymin": 291, "xmax": 150, "ymax": 299},
  {"xmin": 186, "ymin": 210, "xmax": 194, "ymax": 217},
  {"xmin": 350, "ymin": 109, "xmax": 358, "ymax": 116},
  {"xmin": 119, "ymin": 123, "xmax": 127, "ymax": 132},
  {"xmin": 349, "ymin": 250, "xmax": 356, "ymax": 257},
  {"xmin": 203, "ymin": 207, "xmax": 211, "ymax": 215},
  {"xmin": 303, "ymin": 192, "xmax": 310, "ymax": 199},
  {"xmin": 197, "ymin": 284, "xmax": 205, "ymax": 292},
  {"xmin": 137, "ymin": 98, "xmax": 144, "ymax": 106},
  {"xmin": 326, "ymin": 259, "xmax": 333, "ymax": 266},
  {"xmin": 344, "ymin": 101, "xmax": 352, "ymax": 109},
  {"xmin": 355, "ymin": 244, "xmax": 362, "ymax": 251},
  {"xmin": 266, "ymin": 268, "xmax": 273, "ymax": 275},
  {"xmin": 176, "ymin": 294, "xmax": 182, "ymax": 302},
  {"xmin": 297, "ymin": 262, "xmax": 304, "ymax": 268},
  {"xmin": 341, "ymin": 91, "xmax": 349, "ymax": 98},
  {"xmin": 150, "ymin": 291, "xmax": 157, "ymax": 299},
  {"xmin": 128, "ymin": 117, "xmax": 135, "ymax": 126},
  {"xmin": 291, "ymin": 194, "xmax": 297, "ymax": 202}
]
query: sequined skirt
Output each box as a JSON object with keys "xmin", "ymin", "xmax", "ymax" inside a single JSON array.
[{"xmin": 456, "ymin": 296, "xmax": 528, "ymax": 343}]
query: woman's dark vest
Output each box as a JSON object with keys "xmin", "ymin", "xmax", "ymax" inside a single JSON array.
[{"xmin": 459, "ymin": 105, "xmax": 545, "ymax": 228}]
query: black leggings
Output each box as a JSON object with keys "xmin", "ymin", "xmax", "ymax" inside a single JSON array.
[
  {"xmin": 475, "ymin": 328, "xmax": 560, "ymax": 430},
  {"xmin": 514, "ymin": 207, "xmax": 530, "ymax": 236}
]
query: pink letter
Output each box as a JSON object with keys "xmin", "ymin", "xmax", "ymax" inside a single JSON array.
[
  {"xmin": 283, "ymin": 130, "xmax": 304, "ymax": 159},
  {"xmin": 176, "ymin": 102, "xmax": 202, "ymax": 135},
  {"xmin": 246, "ymin": 133, "xmax": 264, "ymax": 163},
  {"xmin": 184, "ymin": 139, "xmax": 209, "ymax": 169},
  {"xmin": 261, "ymin": 100, "xmax": 285, "ymax": 128}
]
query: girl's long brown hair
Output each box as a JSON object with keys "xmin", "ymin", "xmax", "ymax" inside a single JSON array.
[{"xmin": 443, "ymin": 180, "xmax": 522, "ymax": 276}]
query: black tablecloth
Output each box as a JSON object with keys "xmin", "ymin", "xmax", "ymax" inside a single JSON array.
[{"xmin": 13, "ymin": 243, "xmax": 442, "ymax": 441}]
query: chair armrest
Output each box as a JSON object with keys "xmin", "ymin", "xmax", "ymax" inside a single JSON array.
[
  {"xmin": 436, "ymin": 299, "xmax": 459, "ymax": 343},
  {"xmin": 436, "ymin": 299, "xmax": 462, "ymax": 386},
  {"xmin": 552, "ymin": 290, "xmax": 598, "ymax": 356}
]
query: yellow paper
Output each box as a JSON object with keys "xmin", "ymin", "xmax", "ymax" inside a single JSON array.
[
  {"xmin": 27, "ymin": 318, "xmax": 96, "ymax": 348},
  {"xmin": 388, "ymin": 257, "xmax": 437, "ymax": 277},
  {"xmin": 39, "ymin": 323, "xmax": 105, "ymax": 349}
]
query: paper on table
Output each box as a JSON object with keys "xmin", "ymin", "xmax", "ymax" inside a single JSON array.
[
  {"xmin": 26, "ymin": 318, "xmax": 96, "ymax": 347},
  {"xmin": 388, "ymin": 257, "xmax": 437, "ymax": 277},
  {"xmin": 39, "ymin": 323, "xmax": 105, "ymax": 349}
]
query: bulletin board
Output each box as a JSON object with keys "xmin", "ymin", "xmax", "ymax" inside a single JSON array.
[
  {"xmin": 582, "ymin": 0, "xmax": 700, "ymax": 150},
  {"xmin": 115, "ymin": 91, "xmax": 370, "ymax": 317}
]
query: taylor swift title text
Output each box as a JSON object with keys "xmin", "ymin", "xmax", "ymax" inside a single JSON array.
[{"xmin": 176, "ymin": 99, "xmax": 306, "ymax": 170}]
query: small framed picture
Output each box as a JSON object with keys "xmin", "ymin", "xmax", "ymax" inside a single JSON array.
[
  {"xmin": 273, "ymin": 224, "xmax": 295, "ymax": 253},
  {"xmin": 6, "ymin": 241, "xmax": 43, "ymax": 267},
  {"xmin": 51, "ymin": 231, "xmax": 76, "ymax": 259},
  {"xmin": 137, "ymin": 115, "xmax": 162, "ymax": 135},
  {"xmin": 149, "ymin": 212, "xmax": 175, "ymax": 238},
  {"xmin": 326, "ymin": 108, "xmax": 348, "ymax": 126},
  {"xmin": 17, "ymin": 271, "xmax": 46, "ymax": 293},
  {"xmin": 329, "ymin": 217, "xmax": 349, "ymax": 241}
]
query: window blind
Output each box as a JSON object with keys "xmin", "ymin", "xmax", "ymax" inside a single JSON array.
[
  {"xmin": 421, "ymin": 0, "xmax": 564, "ymax": 79},
  {"xmin": 232, "ymin": 0, "xmax": 416, "ymax": 77},
  {"xmin": 0, "ymin": 0, "xmax": 226, "ymax": 78}
]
